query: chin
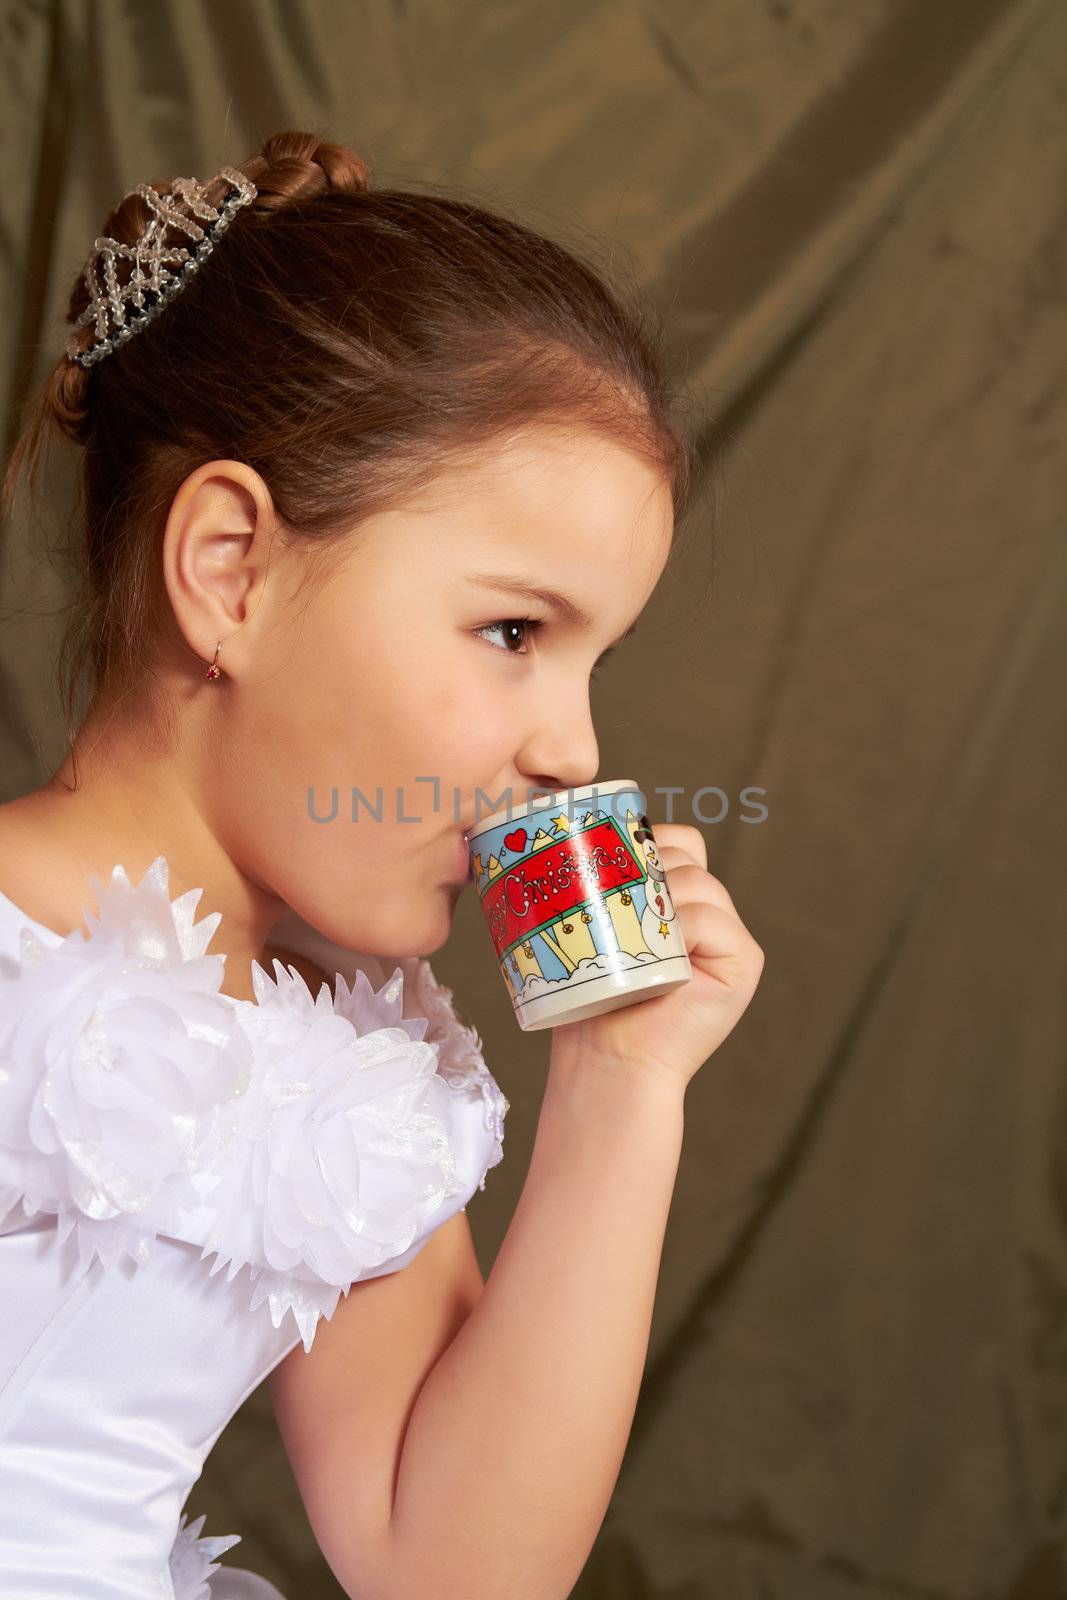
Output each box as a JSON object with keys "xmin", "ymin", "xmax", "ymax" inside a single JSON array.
[{"xmin": 363, "ymin": 895, "xmax": 455, "ymax": 960}]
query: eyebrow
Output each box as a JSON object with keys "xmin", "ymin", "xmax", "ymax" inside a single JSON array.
[{"xmin": 467, "ymin": 573, "xmax": 640, "ymax": 653}]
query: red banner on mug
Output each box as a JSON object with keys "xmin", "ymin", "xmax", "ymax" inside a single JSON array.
[{"xmin": 478, "ymin": 819, "xmax": 645, "ymax": 958}]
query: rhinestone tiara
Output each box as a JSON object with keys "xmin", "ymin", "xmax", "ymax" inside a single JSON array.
[{"xmin": 66, "ymin": 165, "xmax": 257, "ymax": 369}]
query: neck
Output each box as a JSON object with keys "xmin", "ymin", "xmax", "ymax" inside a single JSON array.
[{"xmin": 0, "ymin": 697, "xmax": 286, "ymax": 1002}]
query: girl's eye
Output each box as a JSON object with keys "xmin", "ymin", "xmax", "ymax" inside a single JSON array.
[
  {"xmin": 474, "ymin": 616, "xmax": 611, "ymax": 680},
  {"xmin": 474, "ymin": 617, "xmax": 544, "ymax": 657}
]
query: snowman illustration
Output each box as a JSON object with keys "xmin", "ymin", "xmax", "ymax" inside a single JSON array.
[{"xmin": 633, "ymin": 818, "xmax": 678, "ymax": 946}]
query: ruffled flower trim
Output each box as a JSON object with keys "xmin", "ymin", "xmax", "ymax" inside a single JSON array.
[
  {"xmin": 167, "ymin": 1511, "xmax": 242, "ymax": 1600},
  {"xmin": 0, "ymin": 855, "xmax": 508, "ymax": 1351},
  {"xmin": 186, "ymin": 953, "xmax": 508, "ymax": 1351}
]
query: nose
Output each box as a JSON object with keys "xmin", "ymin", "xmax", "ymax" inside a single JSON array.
[{"xmin": 513, "ymin": 687, "xmax": 600, "ymax": 797}]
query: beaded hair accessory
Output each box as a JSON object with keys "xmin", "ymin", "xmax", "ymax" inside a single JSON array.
[{"xmin": 66, "ymin": 165, "xmax": 257, "ymax": 369}]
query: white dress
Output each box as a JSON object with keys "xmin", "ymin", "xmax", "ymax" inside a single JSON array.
[{"xmin": 0, "ymin": 854, "xmax": 509, "ymax": 1598}]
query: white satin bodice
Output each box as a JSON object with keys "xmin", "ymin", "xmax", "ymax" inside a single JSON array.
[{"xmin": 0, "ymin": 1206, "xmax": 302, "ymax": 1597}]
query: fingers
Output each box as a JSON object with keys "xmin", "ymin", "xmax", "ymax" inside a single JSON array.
[
  {"xmin": 674, "ymin": 898, "xmax": 765, "ymax": 990},
  {"xmin": 660, "ymin": 857, "xmax": 738, "ymax": 919},
  {"xmin": 648, "ymin": 822, "xmax": 707, "ymax": 871},
  {"xmin": 647, "ymin": 823, "xmax": 760, "ymax": 954}
]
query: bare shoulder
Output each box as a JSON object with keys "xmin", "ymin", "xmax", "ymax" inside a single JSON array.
[{"xmin": 267, "ymin": 1206, "xmax": 485, "ymax": 1596}]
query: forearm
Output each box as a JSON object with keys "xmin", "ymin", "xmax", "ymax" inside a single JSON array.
[{"xmin": 380, "ymin": 1045, "xmax": 686, "ymax": 1600}]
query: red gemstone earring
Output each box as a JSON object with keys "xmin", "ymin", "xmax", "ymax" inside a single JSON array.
[{"xmin": 205, "ymin": 640, "xmax": 222, "ymax": 680}]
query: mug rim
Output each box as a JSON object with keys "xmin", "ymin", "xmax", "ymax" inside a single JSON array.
[{"xmin": 468, "ymin": 777, "xmax": 642, "ymax": 837}]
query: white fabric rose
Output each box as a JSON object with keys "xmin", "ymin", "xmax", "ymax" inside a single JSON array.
[
  {"xmin": 0, "ymin": 861, "xmax": 252, "ymax": 1274},
  {"xmin": 189, "ymin": 956, "xmax": 508, "ymax": 1351},
  {"xmin": 392, "ymin": 954, "xmax": 510, "ymax": 1172}
]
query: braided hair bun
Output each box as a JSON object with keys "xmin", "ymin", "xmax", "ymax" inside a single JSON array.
[
  {"xmin": 13, "ymin": 132, "xmax": 372, "ymax": 460},
  {"xmin": 238, "ymin": 130, "xmax": 371, "ymax": 209}
]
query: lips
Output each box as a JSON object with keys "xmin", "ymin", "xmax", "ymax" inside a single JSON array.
[{"xmin": 452, "ymin": 828, "xmax": 472, "ymax": 883}]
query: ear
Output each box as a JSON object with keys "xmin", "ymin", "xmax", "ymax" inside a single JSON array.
[{"xmin": 161, "ymin": 458, "xmax": 278, "ymax": 677}]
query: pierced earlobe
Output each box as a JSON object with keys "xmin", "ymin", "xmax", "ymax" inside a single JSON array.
[{"xmin": 205, "ymin": 640, "xmax": 222, "ymax": 680}]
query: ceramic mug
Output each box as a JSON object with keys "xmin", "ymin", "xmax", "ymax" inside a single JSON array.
[{"xmin": 467, "ymin": 778, "xmax": 693, "ymax": 1032}]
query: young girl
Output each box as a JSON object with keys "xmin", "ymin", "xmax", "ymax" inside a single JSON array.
[{"xmin": 0, "ymin": 130, "xmax": 764, "ymax": 1599}]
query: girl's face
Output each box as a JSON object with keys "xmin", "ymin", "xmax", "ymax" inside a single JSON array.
[{"xmin": 183, "ymin": 424, "xmax": 675, "ymax": 960}]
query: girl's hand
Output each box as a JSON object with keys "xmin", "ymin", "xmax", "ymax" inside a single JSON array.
[{"xmin": 550, "ymin": 823, "xmax": 764, "ymax": 1092}]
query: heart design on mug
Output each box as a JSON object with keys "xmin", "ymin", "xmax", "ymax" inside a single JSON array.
[{"xmin": 504, "ymin": 828, "xmax": 528, "ymax": 853}]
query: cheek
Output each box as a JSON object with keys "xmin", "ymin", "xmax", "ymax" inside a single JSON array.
[
  {"xmin": 228, "ymin": 610, "xmax": 517, "ymax": 845},
  {"xmin": 412, "ymin": 668, "xmax": 515, "ymax": 773},
  {"xmin": 215, "ymin": 604, "xmax": 384, "ymax": 822}
]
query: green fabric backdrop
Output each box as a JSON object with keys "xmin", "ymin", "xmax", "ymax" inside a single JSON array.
[{"xmin": 2, "ymin": 2, "xmax": 1065, "ymax": 1595}]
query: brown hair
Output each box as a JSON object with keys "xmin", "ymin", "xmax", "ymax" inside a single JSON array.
[{"xmin": 2, "ymin": 129, "xmax": 702, "ymax": 783}]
